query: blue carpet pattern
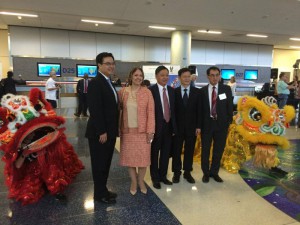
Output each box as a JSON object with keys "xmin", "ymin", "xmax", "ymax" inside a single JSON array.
[{"xmin": 239, "ymin": 140, "xmax": 300, "ymax": 222}]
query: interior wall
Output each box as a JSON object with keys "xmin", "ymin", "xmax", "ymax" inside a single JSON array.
[
  {"xmin": 0, "ymin": 29, "xmax": 10, "ymax": 79},
  {"xmin": 272, "ymin": 48, "xmax": 300, "ymax": 81}
]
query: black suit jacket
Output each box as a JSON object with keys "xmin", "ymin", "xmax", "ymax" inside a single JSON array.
[
  {"xmin": 85, "ymin": 72, "xmax": 118, "ymax": 139},
  {"xmin": 199, "ymin": 84, "xmax": 233, "ymax": 131},
  {"xmin": 149, "ymin": 84, "xmax": 177, "ymax": 135},
  {"xmin": 76, "ymin": 78, "xmax": 90, "ymax": 95},
  {"xmin": 175, "ymin": 86, "xmax": 200, "ymax": 136}
]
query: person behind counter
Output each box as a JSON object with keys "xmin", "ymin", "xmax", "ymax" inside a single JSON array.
[
  {"xmin": 111, "ymin": 74, "xmax": 121, "ymax": 86},
  {"xmin": 277, "ymin": 72, "xmax": 295, "ymax": 109},
  {"xmin": 74, "ymin": 73, "xmax": 90, "ymax": 117},
  {"xmin": 45, "ymin": 71, "xmax": 61, "ymax": 109},
  {"xmin": 1, "ymin": 71, "xmax": 26, "ymax": 96}
]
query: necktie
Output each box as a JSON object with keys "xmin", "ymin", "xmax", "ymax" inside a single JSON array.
[
  {"xmin": 107, "ymin": 79, "xmax": 118, "ymax": 103},
  {"xmin": 163, "ymin": 87, "xmax": 170, "ymax": 122},
  {"xmin": 211, "ymin": 86, "xmax": 217, "ymax": 118},
  {"xmin": 183, "ymin": 88, "xmax": 188, "ymax": 107},
  {"xmin": 84, "ymin": 80, "xmax": 87, "ymax": 93}
]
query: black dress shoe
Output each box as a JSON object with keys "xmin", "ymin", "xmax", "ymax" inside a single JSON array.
[
  {"xmin": 161, "ymin": 178, "xmax": 173, "ymax": 185},
  {"xmin": 202, "ymin": 175, "xmax": 209, "ymax": 183},
  {"xmin": 74, "ymin": 113, "xmax": 80, "ymax": 117},
  {"xmin": 183, "ymin": 173, "xmax": 195, "ymax": 184},
  {"xmin": 153, "ymin": 181, "xmax": 161, "ymax": 189},
  {"xmin": 211, "ymin": 174, "xmax": 223, "ymax": 183},
  {"xmin": 95, "ymin": 196, "xmax": 116, "ymax": 204},
  {"xmin": 108, "ymin": 191, "xmax": 118, "ymax": 198},
  {"xmin": 172, "ymin": 175, "xmax": 180, "ymax": 183}
]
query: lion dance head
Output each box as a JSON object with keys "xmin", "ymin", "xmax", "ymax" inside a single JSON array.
[
  {"xmin": 0, "ymin": 88, "xmax": 83, "ymax": 205},
  {"xmin": 222, "ymin": 96, "xmax": 295, "ymax": 173}
]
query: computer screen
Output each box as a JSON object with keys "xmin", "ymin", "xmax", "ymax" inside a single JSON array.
[
  {"xmin": 244, "ymin": 70, "xmax": 258, "ymax": 80},
  {"xmin": 37, "ymin": 63, "xmax": 61, "ymax": 77},
  {"xmin": 221, "ymin": 69, "xmax": 235, "ymax": 80},
  {"xmin": 76, "ymin": 64, "xmax": 97, "ymax": 77}
]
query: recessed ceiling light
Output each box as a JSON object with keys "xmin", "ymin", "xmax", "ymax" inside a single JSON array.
[
  {"xmin": 290, "ymin": 46, "xmax": 300, "ymax": 49},
  {"xmin": 198, "ymin": 30, "xmax": 222, "ymax": 34},
  {"xmin": 17, "ymin": 16, "xmax": 22, "ymax": 20},
  {"xmin": 290, "ymin": 37, "xmax": 300, "ymax": 41},
  {"xmin": 0, "ymin": 11, "xmax": 38, "ymax": 17},
  {"xmin": 148, "ymin": 26, "xmax": 176, "ymax": 30},
  {"xmin": 81, "ymin": 19, "xmax": 114, "ymax": 25},
  {"xmin": 246, "ymin": 34, "xmax": 268, "ymax": 38}
]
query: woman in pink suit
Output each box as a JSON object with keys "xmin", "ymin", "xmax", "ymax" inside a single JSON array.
[{"xmin": 118, "ymin": 67, "xmax": 155, "ymax": 195}]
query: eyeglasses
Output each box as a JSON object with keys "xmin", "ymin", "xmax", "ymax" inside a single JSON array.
[
  {"xmin": 102, "ymin": 62, "xmax": 116, "ymax": 67},
  {"xmin": 209, "ymin": 74, "xmax": 220, "ymax": 78}
]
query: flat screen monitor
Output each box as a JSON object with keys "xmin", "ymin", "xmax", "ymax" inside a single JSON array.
[
  {"xmin": 244, "ymin": 69, "xmax": 258, "ymax": 80},
  {"xmin": 37, "ymin": 63, "xmax": 61, "ymax": 77},
  {"xmin": 221, "ymin": 69, "xmax": 235, "ymax": 80},
  {"xmin": 76, "ymin": 64, "xmax": 97, "ymax": 77}
]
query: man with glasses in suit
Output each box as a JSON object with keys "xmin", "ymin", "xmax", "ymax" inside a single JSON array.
[
  {"xmin": 199, "ymin": 66, "xmax": 233, "ymax": 183},
  {"xmin": 85, "ymin": 52, "xmax": 118, "ymax": 204}
]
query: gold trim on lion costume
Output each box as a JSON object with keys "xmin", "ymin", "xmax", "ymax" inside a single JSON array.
[{"xmin": 221, "ymin": 96, "xmax": 295, "ymax": 173}]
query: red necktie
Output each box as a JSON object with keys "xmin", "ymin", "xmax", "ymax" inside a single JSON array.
[
  {"xmin": 211, "ymin": 86, "xmax": 217, "ymax": 118},
  {"xmin": 84, "ymin": 80, "xmax": 87, "ymax": 93},
  {"xmin": 163, "ymin": 87, "xmax": 170, "ymax": 122}
]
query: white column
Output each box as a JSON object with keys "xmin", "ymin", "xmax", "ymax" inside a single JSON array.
[{"xmin": 171, "ymin": 31, "xmax": 191, "ymax": 67}]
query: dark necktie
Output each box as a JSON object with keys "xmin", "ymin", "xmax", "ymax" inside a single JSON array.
[
  {"xmin": 84, "ymin": 80, "xmax": 88, "ymax": 93},
  {"xmin": 163, "ymin": 87, "xmax": 170, "ymax": 122},
  {"xmin": 107, "ymin": 79, "xmax": 118, "ymax": 103},
  {"xmin": 211, "ymin": 86, "xmax": 217, "ymax": 118},
  {"xmin": 183, "ymin": 88, "xmax": 188, "ymax": 107}
]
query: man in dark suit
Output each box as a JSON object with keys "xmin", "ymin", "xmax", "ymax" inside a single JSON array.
[
  {"xmin": 172, "ymin": 68, "xmax": 200, "ymax": 184},
  {"xmin": 85, "ymin": 52, "xmax": 118, "ymax": 204},
  {"xmin": 199, "ymin": 66, "xmax": 233, "ymax": 183},
  {"xmin": 149, "ymin": 66, "xmax": 177, "ymax": 189},
  {"xmin": 74, "ymin": 73, "xmax": 90, "ymax": 117}
]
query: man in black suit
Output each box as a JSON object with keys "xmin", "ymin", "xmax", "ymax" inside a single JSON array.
[
  {"xmin": 199, "ymin": 66, "xmax": 233, "ymax": 183},
  {"xmin": 149, "ymin": 66, "xmax": 177, "ymax": 189},
  {"xmin": 74, "ymin": 73, "xmax": 89, "ymax": 117},
  {"xmin": 172, "ymin": 68, "xmax": 200, "ymax": 184},
  {"xmin": 85, "ymin": 52, "xmax": 118, "ymax": 204}
]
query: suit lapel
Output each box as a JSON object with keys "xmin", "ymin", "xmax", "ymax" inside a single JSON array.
[
  {"xmin": 154, "ymin": 84, "xmax": 164, "ymax": 115},
  {"xmin": 176, "ymin": 87, "xmax": 184, "ymax": 107}
]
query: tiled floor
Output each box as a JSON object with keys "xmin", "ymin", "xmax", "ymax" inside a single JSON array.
[{"xmin": 0, "ymin": 108, "xmax": 299, "ymax": 225}]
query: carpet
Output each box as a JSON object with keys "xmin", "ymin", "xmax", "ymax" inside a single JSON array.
[{"xmin": 239, "ymin": 139, "xmax": 300, "ymax": 221}]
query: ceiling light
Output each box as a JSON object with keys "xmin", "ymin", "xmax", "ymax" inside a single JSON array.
[
  {"xmin": 17, "ymin": 16, "xmax": 22, "ymax": 20},
  {"xmin": 290, "ymin": 37, "xmax": 300, "ymax": 41},
  {"xmin": 81, "ymin": 19, "xmax": 114, "ymax": 25},
  {"xmin": 149, "ymin": 26, "xmax": 176, "ymax": 30},
  {"xmin": 95, "ymin": 24, "xmax": 98, "ymax": 27},
  {"xmin": 198, "ymin": 30, "xmax": 222, "ymax": 34},
  {"xmin": 0, "ymin": 11, "xmax": 38, "ymax": 17},
  {"xmin": 246, "ymin": 34, "xmax": 268, "ymax": 38},
  {"xmin": 290, "ymin": 46, "xmax": 300, "ymax": 49}
]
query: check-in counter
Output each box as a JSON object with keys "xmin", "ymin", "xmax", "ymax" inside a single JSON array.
[{"xmin": 16, "ymin": 77, "xmax": 123, "ymax": 109}]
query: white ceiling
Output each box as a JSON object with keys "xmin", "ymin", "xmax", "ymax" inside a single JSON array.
[{"xmin": 1, "ymin": 0, "xmax": 300, "ymax": 49}]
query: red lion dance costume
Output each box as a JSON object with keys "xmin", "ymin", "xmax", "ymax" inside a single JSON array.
[{"xmin": 0, "ymin": 88, "xmax": 84, "ymax": 205}]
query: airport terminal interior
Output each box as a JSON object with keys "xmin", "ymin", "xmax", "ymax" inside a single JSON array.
[
  {"xmin": 0, "ymin": 0, "xmax": 300, "ymax": 225},
  {"xmin": 0, "ymin": 108, "xmax": 299, "ymax": 225}
]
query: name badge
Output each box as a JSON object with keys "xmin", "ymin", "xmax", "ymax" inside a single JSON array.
[{"xmin": 219, "ymin": 93, "xmax": 227, "ymax": 100}]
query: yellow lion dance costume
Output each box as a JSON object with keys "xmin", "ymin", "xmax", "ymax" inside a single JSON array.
[{"xmin": 222, "ymin": 96, "xmax": 295, "ymax": 174}]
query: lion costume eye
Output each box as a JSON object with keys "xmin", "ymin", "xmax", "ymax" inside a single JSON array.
[{"xmin": 249, "ymin": 108, "xmax": 261, "ymax": 121}]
